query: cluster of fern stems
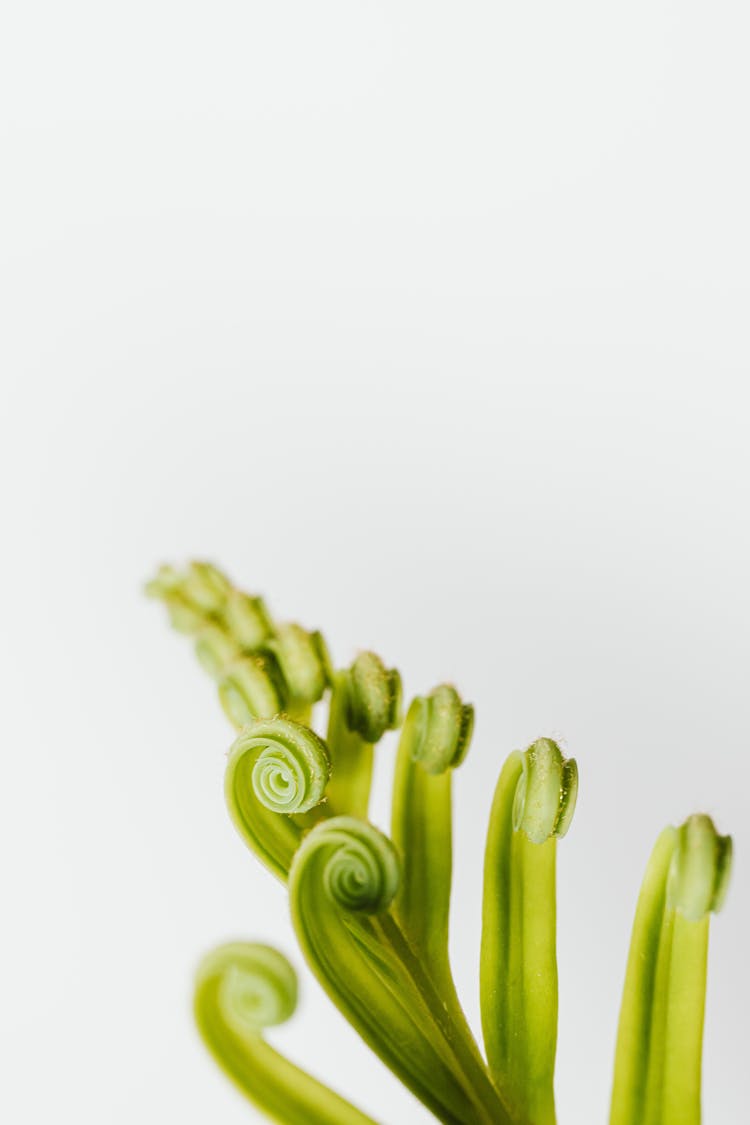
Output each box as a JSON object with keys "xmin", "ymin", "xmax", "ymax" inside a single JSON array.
[{"xmin": 147, "ymin": 561, "xmax": 732, "ymax": 1125}]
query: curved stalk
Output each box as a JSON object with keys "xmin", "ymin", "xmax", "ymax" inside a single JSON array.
[
  {"xmin": 195, "ymin": 941, "xmax": 379, "ymax": 1125},
  {"xmin": 289, "ymin": 816, "xmax": 510, "ymax": 1125},
  {"xmin": 481, "ymin": 740, "xmax": 578, "ymax": 1125},
  {"xmin": 391, "ymin": 686, "xmax": 496, "ymax": 1104},
  {"xmin": 225, "ymin": 718, "xmax": 331, "ymax": 880},
  {"xmin": 325, "ymin": 653, "xmax": 401, "ymax": 818},
  {"xmin": 611, "ymin": 814, "xmax": 732, "ymax": 1125},
  {"xmin": 391, "ymin": 684, "xmax": 474, "ymax": 961},
  {"xmin": 609, "ymin": 827, "xmax": 677, "ymax": 1125}
]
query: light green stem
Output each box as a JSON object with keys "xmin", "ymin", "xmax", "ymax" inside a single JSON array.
[
  {"xmin": 391, "ymin": 743, "xmax": 454, "ymax": 982},
  {"xmin": 377, "ymin": 912, "xmax": 513, "ymax": 1125},
  {"xmin": 481, "ymin": 741, "xmax": 577, "ymax": 1125},
  {"xmin": 290, "ymin": 817, "xmax": 507, "ymax": 1125},
  {"xmin": 610, "ymin": 828, "xmax": 677, "ymax": 1125},
  {"xmin": 195, "ymin": 942, "xmax": 379, "ymax": 1125},
  {"xmin": 325, "ymin": 672, "xmax": 374, "ymax": 818},
  {"xmin": 660, "ymin": 912, "xmax": 709, "ymax": 1125},
  {"xmin": 612, "ymin": 815, "xmax": 730, "ymax": 1125},
  {"xmin": 391, "ymin": 686, "xmax": 501, "ymax": 1118}
]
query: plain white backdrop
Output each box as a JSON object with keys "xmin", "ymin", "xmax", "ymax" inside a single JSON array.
[{"xmin": 2, "ymin": 3, "xmax": 748, "ymax": 1122}]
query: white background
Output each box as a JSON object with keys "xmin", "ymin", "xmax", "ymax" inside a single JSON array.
[{"xmin": 2, "ymin": 3, "xmax": 748, "ymax": 1122}]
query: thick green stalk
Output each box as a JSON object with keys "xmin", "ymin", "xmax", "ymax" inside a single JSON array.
[
  {"xmin": 325, "ymin": 654, "xmax": 401, "ymax": 818},
  {"xmin": 376, "ymin": 912, "xmax": 514, "ymax": 1125},
  {"xmin": 610, "ymin": 827, "xmax": 677, "ymax": 1125},
  {"xmin": 325, "ymin": 672, "xmax": 374, "ymax": 818},
  {"xmin": 611, "ymin": 814, "xmax": 732, "ymax": 1125},
  {"xmin": 659, "ymin": 911, "xmax": 709, "ymax": 1124},
  {"xmin": 289, "ymin": 817, "xmax": 509, "ymax": 1125},
  {"xmin": 481, "ymin": 740, "xmax": 578, "ymax": 1125},
  {"xmin": 391, "ymin": 685, "xmax": 472, "ymax": 974},
  {"xmin": 195, "ymin": 942, "xmax": 379, "ymax": 1125},
  {"xmin": 390, "ymin": 685, "xmax": 501, "ymax": 1114}
]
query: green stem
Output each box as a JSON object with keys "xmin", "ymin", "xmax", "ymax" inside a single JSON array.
[
  {"xmin": 195, "ymin": 942, "xmax": 379, "ymax": 1125},
  {"xmin": 325, "ymin": 672, "xmax": 374, "ymax": 818},
  {"xmin": 481, "ymin": 753, "xmax": 521, "ymax": 1104},
  {"xmin": 610, "ymin": 828, "xmax": 677, "ymax": 1125},
  {"xmin": 377, "ymin": 912, "xmax": 513, "ymax": 1125},
  {"xmin": 612, "ymin": 815, "xmax": 730, "ymax": 1125},
  {"xmin": 660, "ymin": 912, "xmax": 709, "ymax": 1125},
  {"xmin": 481, "ymin": 741, "xmax": 577, "ymax": 1125},
  {"xmin": 391, "ymin": 687, "xmax": 501, "ymax": 1118},
  {"xmin": 290, "ymin": 817, "xmax": 498, "ymax": 1125},
  {"xmin": 512, "ymin": 830, "xmax": 558, "ymax": 1125},
  {"xmin": 392, "ymin": 753, "xmax": 470, "ymax": 1028}
]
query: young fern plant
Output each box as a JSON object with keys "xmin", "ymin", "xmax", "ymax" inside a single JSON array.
[{"xmin": 147, "ymin": 561, "xmax": 733, "ymax": 1125}]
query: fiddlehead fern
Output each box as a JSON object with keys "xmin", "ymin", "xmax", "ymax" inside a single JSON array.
[
  {"xmin": 325, "ymin": 652, "xmax": 401, "ymax": 818},
  {"xmin": 261, "ymin": 623, "xmax": 332, "ymax": 713},
  {"xmin": 481, "ymin": 738, "xmax": 578, "ymax": 1125},
  {"xmin": 403, "ymin": 683, "xmax": 474, "ymax": 775},
  {"xmin": 393, "ymin": 685, "xmax": 474, "ymax": 956},
  {"xmin": 611, "ymin": 814, "xmax": 732, "ymax": 1125},
  {"xmin": 194, "ymin": 622, "xmax": 242, "ymax": 679},
  {"xmin": 148, "ymin": 564, "xmax": 735, "ymax": 1125},
  {"xmin": 668, "ymin": 813, "xmax": 732, "ymax": 921},
  {"xmin": 224, "ymin": 589, "xmax": 274, "ymax": 649},
  {"xmin": 218, "ymin": 655, "xmax": 287, "ymax": 727},
  {"xmin": 145, "ymin": 563, "xmax": 208, "ymax": 633},
  {"xmin": 342, "ymin": 651, "xmax": 402, "ymax": 743},
  {"xmin": 290, "ymin": 817, "xmax": 510, "ymax": 1125},
  {"xmin": 181, "ymin": 560, "xmax": 232, "ymax": 614},
  {"xmin": 146, "ymin": 560, "xmax": 331, "ymax": 722},
  {"xmin": 225, "ymin": 718, "xmax": 331, "ymax": 880},
  {"xmin": 512, "ymin": 738, "xmax": 578, "ymax": 845},
  {"xmin": 194, "ymin": 942, "xmax": 378, "ymax": 1125},
  {"xmin": 390, "ymin": 685, "xmax": 491, "ymax": 1109}
]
